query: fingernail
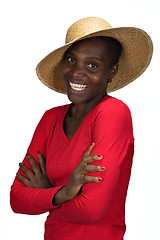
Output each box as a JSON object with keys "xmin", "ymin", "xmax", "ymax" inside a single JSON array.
[
  {"xmin": 98, "ymin": 177, "xmax": 103, "ymax": 182},
  {"xmin": 97, "ymin": 155, "xmax": 103, "ymax": 159},
  {"xmin": 91, "ymin": 143, "xmax": 95, "ymax": 147},
  {"xmin": 101, "ymin": 167, "xmax": 106, "ymax": 171},
  {"xmin": 16, "ymin": 172, "xmax": 21, "ymax": 177}
]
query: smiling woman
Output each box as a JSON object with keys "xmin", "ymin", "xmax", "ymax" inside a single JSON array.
[
  {"xmin": 61, "ymin": 37, "xmax": 121, "ymax": 106},
  {"xmin": 60, "ymin": 37, "xmax": 121, "ymax": 139},
  {"xmin": 10, "ymin": 17, "xmax": 153, "ymax": 240}
]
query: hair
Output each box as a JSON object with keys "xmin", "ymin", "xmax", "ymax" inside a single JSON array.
[
  {"xmin": 99, "ymin": 36, "xmax": 122, "ymax": 67},
  {"xmin": 63, "ymin": 36, "xmax": 122, "ymax": 67}
]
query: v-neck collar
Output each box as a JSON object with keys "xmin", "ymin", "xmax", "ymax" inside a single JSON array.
[{"xmin": 60, "ymin": 95, "xmax": 110, "ymax": 142}]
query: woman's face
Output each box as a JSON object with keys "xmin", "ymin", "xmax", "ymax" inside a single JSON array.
[{"xmin": 61, "ymin": 37, "xmax": 118, "ymax": 104}]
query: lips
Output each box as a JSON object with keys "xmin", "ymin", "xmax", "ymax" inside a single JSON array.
[{"xmin": 69, "ymin": 82, "xmax": 87, "ymax": 92}]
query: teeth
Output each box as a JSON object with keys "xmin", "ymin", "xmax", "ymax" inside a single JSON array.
[{"xmin": 69, "ymin": 82, "xmax": 87, "ymax": 91}]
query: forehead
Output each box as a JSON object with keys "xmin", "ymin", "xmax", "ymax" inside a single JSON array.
[{"xmin": 66, "ymin": 37, "xmax": 109, "ymax": 58}]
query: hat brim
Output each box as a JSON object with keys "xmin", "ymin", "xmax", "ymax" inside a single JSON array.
[{"xmin": 36, "ymin": 27, "xmax": 153, "ymax": 94}]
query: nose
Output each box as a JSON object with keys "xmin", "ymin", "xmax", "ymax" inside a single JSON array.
[{"xmin": 71, "ymin": 62, "xmax": 84, "ymax": 77}]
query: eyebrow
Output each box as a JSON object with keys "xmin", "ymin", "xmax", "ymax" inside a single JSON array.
[
  {"xmin": 65, "ymin": 51, "xmax": 103, "ymax": 61},
  {"xmin": 87, "ymin": 56, "xmax": 103, "ymax": 61}
]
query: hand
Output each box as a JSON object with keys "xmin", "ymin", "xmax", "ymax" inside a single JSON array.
[
  {"xmin": 65, "ymin": 143, "xmax": 106, "ymax": 197},
  {"xmin": 17, "ymin": 152, "xmax": 53, "ymax": 189},
  {"xmin": 53, "ymin": 143, "xmax": 106, "ymax": 205}
]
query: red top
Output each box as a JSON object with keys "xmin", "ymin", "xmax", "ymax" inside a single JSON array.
[{"xmin": 10, "ymin": 95, "xmax": 134, "ymax": 240}]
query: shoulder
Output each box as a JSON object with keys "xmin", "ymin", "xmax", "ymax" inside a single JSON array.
[
  {"xmin": 97, "ymin": 95, "xmax": 131, "ymax": 114},
  {"xmin": 40, "ymin": 104, "xmax": 69, "ymax": 129},
  {"xmin": 45, "ymin": 104, "xmax": 67, "ymax": 117},
  {"xmin": 95, "ymin": 95, "xmax": 132, "ymax": 123},
  {"xmin": 93, "ymin": 95, "xmax": 133, "ymax": 137}
]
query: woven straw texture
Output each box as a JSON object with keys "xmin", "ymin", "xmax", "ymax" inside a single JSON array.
[{"xmin": 36, "ymin": 17, "xmax": 153, "ymax": 94}]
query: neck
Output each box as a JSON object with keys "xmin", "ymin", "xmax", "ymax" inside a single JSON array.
[{"xmin": 70, "ymin": 92, "xmax": 107, "ymax": 119}]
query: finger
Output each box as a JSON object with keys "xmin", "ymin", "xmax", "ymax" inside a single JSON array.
[
  {"xmin": 19, "ymin": 162, "xmax": 35, "ymax": 179},
  {"xmin": 82, "ymin": 165, "xmax": 106, "ymax": 174},
  {"xmin": 16, "ymin": 172, "xmax": 31, "ymax": 187},
  {"xmin": 80, "ymin": 154, "xmax": 103, "ymax": 167},
  {"xmin": 81, "ymin": 175, "xmax": 103, "ymax": 184},
  {"xmin": 37, "ymin": 152, "xmax": 46, "ymax": 175},
  {"xmin": 26, "ymin": 155, "xmax": 41, "ymax": 175},
  {"xmin": 83, "ymin": 143, "xmax": 95, "ymax": 157}
]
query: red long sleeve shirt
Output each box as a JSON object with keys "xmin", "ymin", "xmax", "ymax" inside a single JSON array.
[{"xmin": 10, "ymin": 95, "xmax": 134, "ymax": 240}]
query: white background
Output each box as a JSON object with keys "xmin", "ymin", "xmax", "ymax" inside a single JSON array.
[{"xmin": 1, "ymin": 0, "xmax": 160, "ymax": 239}]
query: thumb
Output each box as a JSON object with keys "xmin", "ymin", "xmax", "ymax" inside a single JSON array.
[{"xmin": 83, "ymin": 143, "xmax": 95, "ymax": 157}]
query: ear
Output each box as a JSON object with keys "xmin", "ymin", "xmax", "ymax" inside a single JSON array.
[{"xmin": 108, "ymin": 64, "xmax": 118, "ymax": 83}]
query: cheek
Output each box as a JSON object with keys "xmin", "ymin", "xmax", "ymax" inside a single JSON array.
[
  {"xmin": 60, "ymin": 62, "xmax": 69, "ymax": 79},
  {"xmin": 89, "ymin": 72, "xmax": 108, "ymax": 86}
]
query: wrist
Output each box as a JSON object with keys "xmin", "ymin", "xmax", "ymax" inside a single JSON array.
[
  {"xmin": 65, "ymin": 181, "xmax": 82, "ymax": 199},
  {"xmin": 52, "ymin": 185, "xmax": 71, "ymax": 206}
]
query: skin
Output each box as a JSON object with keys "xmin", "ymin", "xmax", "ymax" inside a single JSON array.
[
  {"xmin": 61, "ymin": 37, "xmax": 118, "ymax": 120},
  {"xmin": 17, "ymin": 37, "xmax": 118, "ymax": 205}
]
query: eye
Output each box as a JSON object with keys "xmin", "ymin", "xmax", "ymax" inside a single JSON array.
[
  {"xmin": 88, "ymin": 63, "xmax": 98, "ymax": 69},
  {"xmin": 68, "ymin": 56, "xmax": 75, "ymax": 63}
]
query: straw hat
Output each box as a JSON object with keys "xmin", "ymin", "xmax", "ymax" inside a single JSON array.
[{"xmin": 36, "ymin": 17, "xmax": 153, "ymax": 93}]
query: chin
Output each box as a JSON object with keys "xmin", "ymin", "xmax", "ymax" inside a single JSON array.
[
  {"xmin": 66, "ymin": 86, "xmax": 89, "ymax": 104},
  {"xmin": 67, "ymin": 94, "xmax": 86, "ymax": 104}
]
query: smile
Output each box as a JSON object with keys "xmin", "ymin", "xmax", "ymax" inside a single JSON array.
[{"xmin": 69, "ymin": 82, "xmax": 87, "ymax": 92}]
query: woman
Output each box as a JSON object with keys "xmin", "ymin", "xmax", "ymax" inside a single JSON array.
[{"xmin": 10, "ymin": 17, "xmax": 153, "ymax": 239}]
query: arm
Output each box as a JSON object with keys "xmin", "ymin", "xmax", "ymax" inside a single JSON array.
[
  {"xmin": 50, "ymin": 103, "xmax": 134, "ymax": 223},
  {"xmin": 10, "ymin": 110, "xmax": 104, "ymax": 215},
  {"xmin": 52, "ymin": 143, "xmax": 105, "ymax": 205},
  {"xmin": 10, "ymin": 112, "xmax": 64, "ymax": 215},
  {"xmin": 16, "ymin": 145, "xmax": 106, "ymax": 207}
]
